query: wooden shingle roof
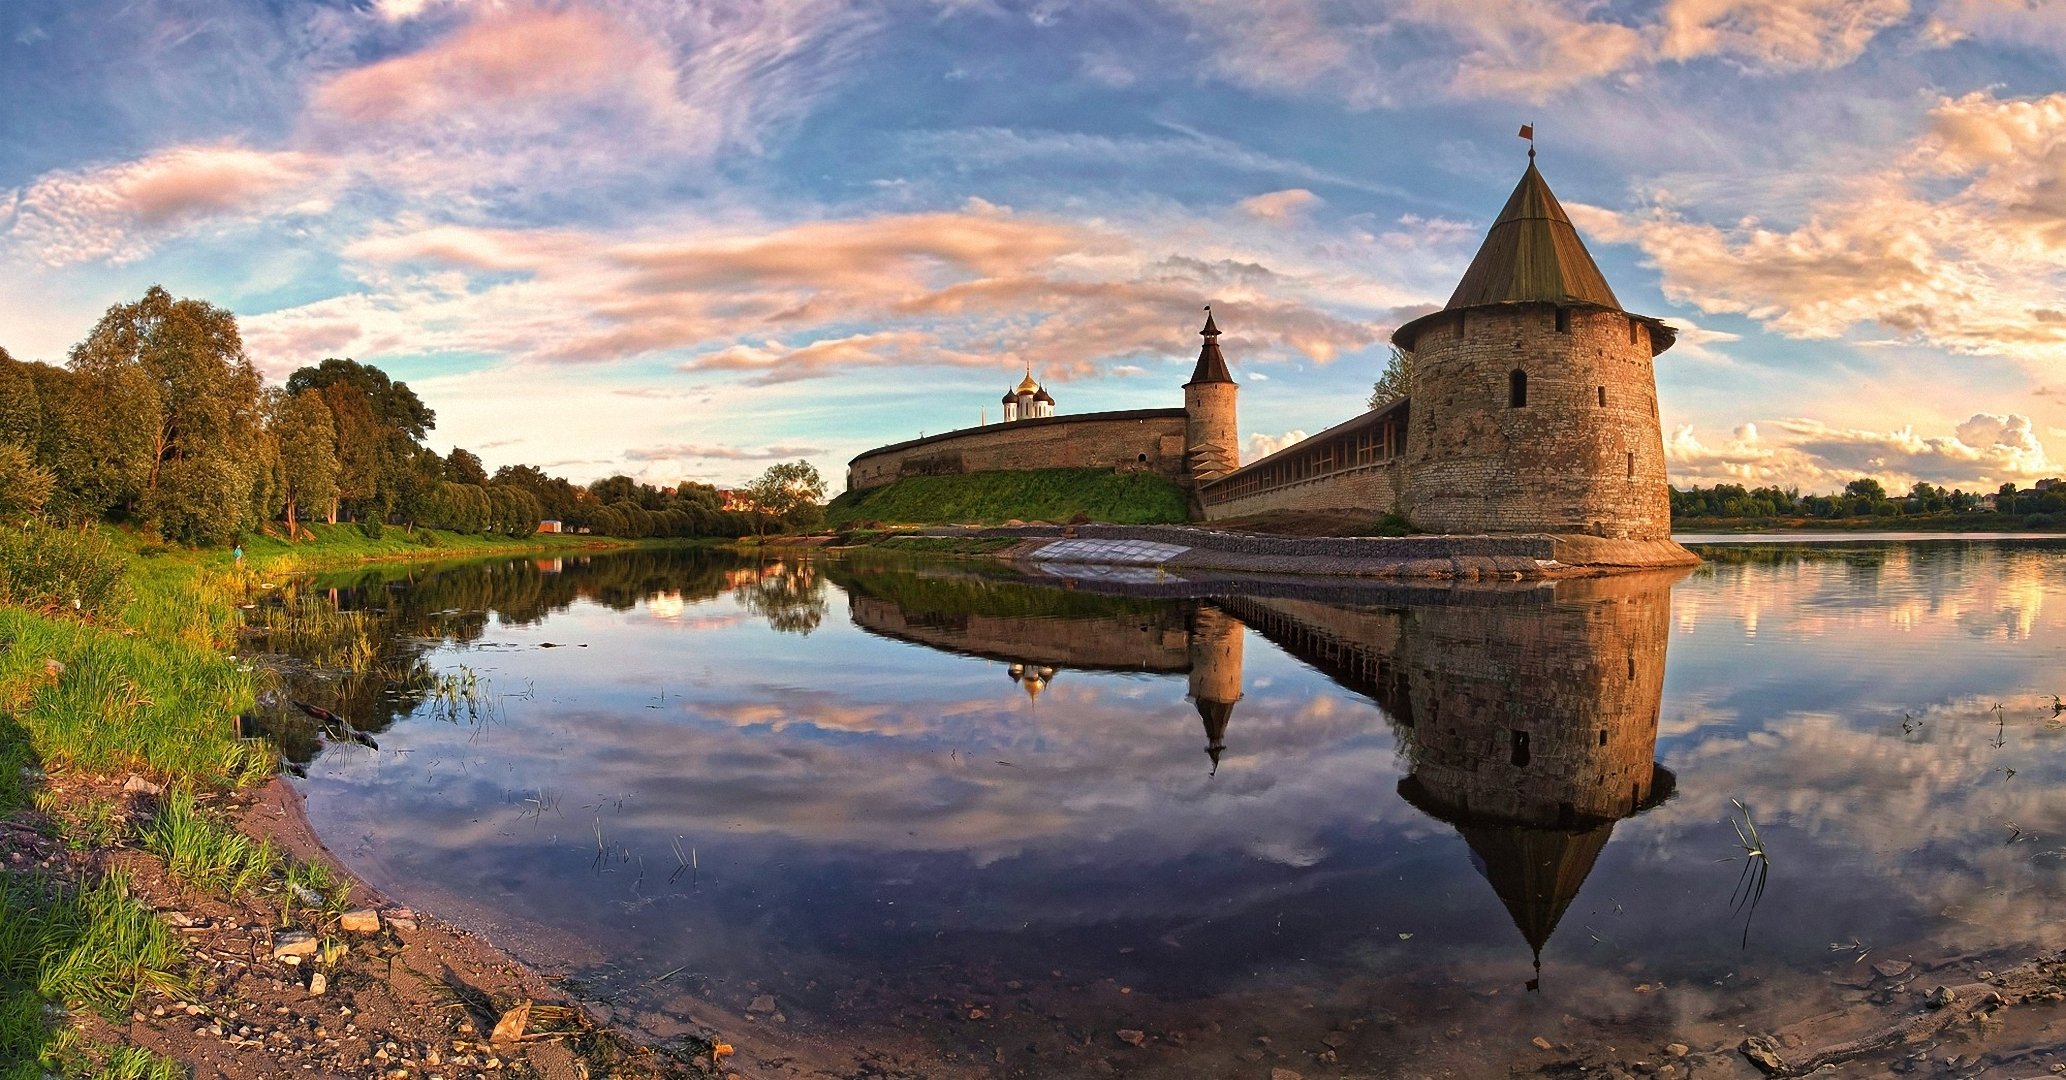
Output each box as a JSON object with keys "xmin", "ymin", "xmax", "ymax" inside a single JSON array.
[
  {"xmin": 1392, "ymin": 157, "xmax": 1676, "ymax": 356},
  {"xmin": 1448, "ymin": 160, "xmax": 1619, "ymax": 311}
]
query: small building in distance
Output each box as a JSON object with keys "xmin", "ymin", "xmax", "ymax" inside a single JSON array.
[
  {"xmin": 536, "ymin": 519, "xmax": 564, "ymax": 534},
  {"xmin": 845, "ymin": 147, "xmax": 1690, "ymax": 551}
]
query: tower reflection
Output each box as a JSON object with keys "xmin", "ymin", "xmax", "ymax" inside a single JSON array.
[{"xmin": 837, "ymin": 562, "xmax": 1686, "ymax": 976}]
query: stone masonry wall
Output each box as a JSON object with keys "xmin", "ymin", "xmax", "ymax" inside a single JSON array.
[
  {"xmin": 1403, "ymin": 305, "xmax": 1672, "ymax": 540},
  {"xmin": 1395, "ymin": 572, "xmax": 1673, "ymax": 825},
  {"xmin": 1183, "ymin": 381, "xmax": 1240, "ymax": 475},
  {"xmin": 846, "ymin": 409, "xmax": 1189, "ymax": 492},
  {"xmin": 1199, "ymin": 461, "xmax": 1402, "ymax": 521},
  {"xmin": 847, "ymin": 594, "xmax": 1192, "ymax": 672}
]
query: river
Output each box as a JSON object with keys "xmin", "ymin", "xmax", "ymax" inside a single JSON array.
[{"xmin": 244, "ymin": 539, "xmax": 2066, "ymax": 1077}]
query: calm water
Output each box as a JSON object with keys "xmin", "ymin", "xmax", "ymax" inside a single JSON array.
[{"xmin": 249, "ymin": 541, "xmax": 2066, "ymax": 1076}]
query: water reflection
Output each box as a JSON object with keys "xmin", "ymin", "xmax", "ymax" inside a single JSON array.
[
  {"xmin": 842, "ymin": 563, "xmax": 1686, "ymax": 981},
  {"xmin": 258, "ymin": 542, "xmax": 2066, "ymax": 1076}
]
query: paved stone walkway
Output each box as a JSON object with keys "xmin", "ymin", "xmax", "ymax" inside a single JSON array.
[{"xmin": 1030, "ymin": 538, "xmax": 1190, "ymax": 566}]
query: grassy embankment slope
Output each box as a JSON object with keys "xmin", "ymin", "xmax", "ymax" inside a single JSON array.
[
  {"xmin": 826, "ymin": 468, "xmax": 1190, "ymax": 527},
  {"xmin": 0, "ymin": 524, "xmax": 683, "ymax": 1078}
]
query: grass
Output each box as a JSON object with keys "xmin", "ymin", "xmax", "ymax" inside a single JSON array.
[
  {"xmin": 825, "ymin": 468, "xmax": 1191, "ymax": 527},
  {"xmin": 142, "ymin": 788, "xmax": 282, "ymax": 897},
  {"xmin": 0, "ymin": 872, "xmax": 190, "ymax": 1080},
  {"xmin": 0, "ymin": 520, "xmax": 682, "ymax": 1074}
]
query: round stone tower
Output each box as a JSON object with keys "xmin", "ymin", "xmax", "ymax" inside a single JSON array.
[
  {"xmin": 1183, "ymin": 309, "xmax": 1240, "ymax": 483},
  {"xmin": 1186, "ymin": 604, "xmax": 1245, "ymax": 774},
  {"xmin": 1392, "ymin": 153, "xmax": 1678, "ymax": 540}
]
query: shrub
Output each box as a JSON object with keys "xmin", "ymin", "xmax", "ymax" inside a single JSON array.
[
  {"xmin": 1369, "ymin": 513, "xmax": 1414, "ymax": 536},
  {"xmin": 357, "ymin": 519, "xmax": 385, "ymax": 540},
  {"xmin": 0, "ymin": 444, "xmax": 52, "ymax": 524},
  {"xmin": 413, "ymin": 529, "xmax": 442, "ymax": 547},
  {"xmin": 0, "ymin": 526, "xmax": 130, "ymax": 617}
]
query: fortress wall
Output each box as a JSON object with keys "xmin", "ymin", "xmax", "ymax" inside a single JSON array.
[
  {"xmin": 847, "ymin": 410, "xmax": 1190, "ymax": 492},
  {"xmin": 1404, "ymin": 305, "xmax": 1672, "ymax": 539},
  {"xmin": 1198, "ymin": 461, "xmax": 1402, "ymax": 521},
  {"xmin": 847, "ymin": 595, "xmax": 1192, "ymax": 671}
]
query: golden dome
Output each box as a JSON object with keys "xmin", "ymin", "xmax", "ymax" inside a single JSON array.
[{"xmin": 1015, "ymin": 372, "xmax": 1040, "ymax": 394}]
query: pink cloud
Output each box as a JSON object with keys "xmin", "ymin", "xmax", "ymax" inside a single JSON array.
[
  {"xmin": 311, "ymin": 9, "xmax": 660, "ymax": 127},
  {"xmin": 8, "ymin": 145, "xmax": 334, "ymax": 265}
]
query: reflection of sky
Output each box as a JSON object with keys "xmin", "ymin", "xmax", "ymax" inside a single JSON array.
[{"xmin": 297, "ymin": 544, "xmax": 2066, "ymax": 1060}]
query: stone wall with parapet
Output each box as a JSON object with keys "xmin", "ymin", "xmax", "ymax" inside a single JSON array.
[{"xmin": 846, "ymin": 409, "xmax": 1190, "ymax": 492}]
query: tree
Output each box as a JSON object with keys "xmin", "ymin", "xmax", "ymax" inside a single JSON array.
[
  {"xmin": 287, "ymin": 358, "xmax": 436, "ymax": 522},
  {"xmin": 1367, "ymin": 346, "xmax": 1416, "ymax": 410},
  {"xmin": 67, "ymin": 285, "xmax": 266, "ymax": 544},
  {"xmin": 1843, "ymin": 477, "xmax": 1887, "ymax": 502},
  {"xmin": 1999, "ymin": 481, "xmax": 2019, "ymax": 514},
  {"xmin": 445, "ymin": 447, "xmax": 488, "ymax": 486},
  {"xmin": 267, "ymin": 388, "xmax": 339, "ymax": 538},
  {"xmin": 744, "ymin": 461, "xmax": 827, "ymax": 538}
]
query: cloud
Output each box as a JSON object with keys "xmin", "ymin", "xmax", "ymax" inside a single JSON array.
[
  {"xmin": 1238, "ymin": 188, "xmax": 1321, "ymax": 221},
  {"xmin": 4, "ymin": 0, "xmax": 883, "ymax": 270},
  {"xmin": 8, "ymin": 144, "xmax": 336, "ymax": 265},
  {"xmin": 1656, "ymin": 0, "xmax": 1911, "ymax": 70},
  {"xmin": 1249, "ymin": 430, "xmax": 1309, "ymax": 458},
  {"xmin": 624, "ymin": 442, "xmax": 826, "ymax": 461},
  {"xmin": 311, "ymin": 9, "xmax": 659, "ymax": 128},
  {"xmin": 1578, "ymin": 90, "xmax": 2066, "ymax": 371},
  {"xmin": 244, "ymin": 206, "xmax": 1384, "ymax": 383},
  {"xmin": 1666, "ymin": 412, "xmax": 2054, "ymax": 489},
  {"xmin": 1166, "ymin": 0, "xmax": 1912, "ymax": 106}
]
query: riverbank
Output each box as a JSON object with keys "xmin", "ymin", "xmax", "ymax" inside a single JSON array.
[
  {"xmin": 840, "ymin": 522, "xmax": 1699, "ymax": 578},
  {"xmin": 0, "ymin": 525, "xmax": 730, "ymax": 1079}
]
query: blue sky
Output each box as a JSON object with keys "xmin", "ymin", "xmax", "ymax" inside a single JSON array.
[{"xmin": 2, "ymin": 0, "xmax": 2063, "ymax": 493}]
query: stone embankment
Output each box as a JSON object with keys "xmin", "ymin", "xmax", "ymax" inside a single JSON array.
[{"xmin": 909, "ymin": 523, "xmax": 1697, "ymax": 579}]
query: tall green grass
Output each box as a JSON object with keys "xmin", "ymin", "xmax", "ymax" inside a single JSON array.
[
  {"xmin": 0, "ymin": 872, "xmax": 189, "ymax": 1080},
  {"xmin": 826, "ymin": 468, "xmax": 1191, "ymax": 527},
  {"xmin": 142, "ymin": 789, "xmax": 281, "ymax": 897}
]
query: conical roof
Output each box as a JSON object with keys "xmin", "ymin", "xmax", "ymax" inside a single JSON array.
[
  {"xmin": 1457, "ymin": 821, "xmax": 1614, "ymax": 962},
  {"xmin": 1447, "ymin": 160, "xmax": 1619, "ymax": 312},
  {"xmin": 1393, "ymin": 157, "xmax": 1675, "ymax": 356},
  {"xmin": 1187, "ymin": 310, "xmax": 1234, "ymax": 386}
]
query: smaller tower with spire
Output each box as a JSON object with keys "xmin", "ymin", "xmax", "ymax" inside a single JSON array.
[{"xmin": 1183, "ymin": 308, "xmax": 1240, "ymax": 483}]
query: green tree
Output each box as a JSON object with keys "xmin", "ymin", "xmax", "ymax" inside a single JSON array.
[
  {"xmin": 745, "ymin": 461, "xmax": 827, "ymax": 538},
  {"xmin": 67, "ymin": 285, "xmax": 266, "ymax": 544},
  {"xmin": 1843, "ymin": 477, "xmax": 1887, "ymax": 502},
  {"xmin": 268, "ymin": 388, "xmax": 340, "ymax": 538},
  {"xmin": 1367, "ymin": 346, "xmax": 1416, "ymax": 410},
  {"xmin": 445, "ymin": 447, "xmax": 489, "ymax": 486},
  {"xmin": 287, "ymin": 359, "xmax": 436, "ymax": 522}
]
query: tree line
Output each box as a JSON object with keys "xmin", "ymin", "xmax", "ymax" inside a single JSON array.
[
  {"xmin": 0, "ymin": 285, "xmax": 825, "ymax": 544},
  {"xmin": 1671, "ymin": 478, "xmax": 2066, "ymax": 524}
]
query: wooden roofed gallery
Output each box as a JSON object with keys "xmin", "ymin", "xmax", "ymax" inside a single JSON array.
[{"xmin": 1198, "ymin": 397, "xmax": 1409, "ymax": 510}]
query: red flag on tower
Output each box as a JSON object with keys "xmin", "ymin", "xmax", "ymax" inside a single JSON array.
[{"xmin": 1518, "ymin": 124, "xmax": 1534, "ymax": 141}]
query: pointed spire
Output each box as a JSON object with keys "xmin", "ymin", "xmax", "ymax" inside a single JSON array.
[{"xmin": 1187, "ymin": 306, "xmax": 1234, "ymax": 386}]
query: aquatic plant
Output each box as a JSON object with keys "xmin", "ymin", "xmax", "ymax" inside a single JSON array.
[{"xmin": 1727, "ymin": 798, "xmax": 1771, "ymax": 950}]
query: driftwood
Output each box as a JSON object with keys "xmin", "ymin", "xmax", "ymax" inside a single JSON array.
[{"xmin": 1741, "ymin": 953, "xmax": 2066, "ymax": 1076}]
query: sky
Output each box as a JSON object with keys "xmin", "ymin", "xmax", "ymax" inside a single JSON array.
[{"xmin": 2, "ymin": 0, "xmax": 2064, "ymax": 495}]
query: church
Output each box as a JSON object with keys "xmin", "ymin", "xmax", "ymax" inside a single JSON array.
[{"xmin": 847, "ymin": 151, "xmax": 1681, "ymax": 544}]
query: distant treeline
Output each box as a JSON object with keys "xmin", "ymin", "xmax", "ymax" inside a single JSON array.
[
  {"xmin": 0, "ymin": 285, "xmax": 814, "ymax": 545},
  {"xmin": 1671, "ymin": 478, "xmax": 2066, "ymax": 526}
]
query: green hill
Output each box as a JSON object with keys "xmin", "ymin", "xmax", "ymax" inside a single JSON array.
[{"xmin": 826, "ymin": 468, "xmax": 1191, "ymax": 527}]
